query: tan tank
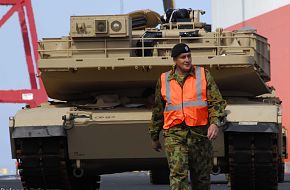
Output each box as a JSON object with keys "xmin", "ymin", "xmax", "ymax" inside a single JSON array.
[{"xmin": 9, "ymin": 7, "xmax": 288, "ymax": 190}]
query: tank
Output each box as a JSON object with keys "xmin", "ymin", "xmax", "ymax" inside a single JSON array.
[{"xmin": 8, "ymin": 7, "xmax": 288, "ymax": 190}]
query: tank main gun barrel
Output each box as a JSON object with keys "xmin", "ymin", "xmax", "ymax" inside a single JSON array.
[{"xmin": 162, "ymin": 0, "xmax": 175, "ymax": 12}]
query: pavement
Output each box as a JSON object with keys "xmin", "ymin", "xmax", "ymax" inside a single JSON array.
[{"xmin": 0, "ymin": 172, "xmax": 289, "ymax": 190}]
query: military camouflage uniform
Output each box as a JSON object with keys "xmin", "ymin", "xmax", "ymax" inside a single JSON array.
[{"xmin": 149, "ymin": 65, "xmax": 226, "ymax": 190}]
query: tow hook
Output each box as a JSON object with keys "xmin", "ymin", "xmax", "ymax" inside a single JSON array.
[
  {"xmin": 212, "ymin": 157, "xmax": 221, "ymax": 175},
  {"xmin": 62, "ymin": 111, "xmax": 92, "ymax": 130},
  {"xmin": 73, "ymin": 160, "xmax": 84, "ymax": 178},
  {"xmin": 62, "ymin": 113, "xmax": 75, "ymax": 130}
]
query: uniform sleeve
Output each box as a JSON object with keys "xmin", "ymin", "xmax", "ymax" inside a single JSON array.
[
  {"xmin": 149, "ymin": 78, "xmax": 165, "ymax": 141},
  {"xmin": 205, "ymin": 69, "xmax": 227, "ymax": 126}
]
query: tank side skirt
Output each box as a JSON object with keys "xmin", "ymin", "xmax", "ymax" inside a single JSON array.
[
  {"xmin": 12, "ymin": 125, "xmax": 66, "ymax": 138},
  {"xmin": 224, "ymin": 122, "xmax": 279, "ymax": 133}
]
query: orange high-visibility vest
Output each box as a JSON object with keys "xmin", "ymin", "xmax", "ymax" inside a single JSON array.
[{"xmin": 160, "ymin": 66, "xmax": 208, "ymax": 129}]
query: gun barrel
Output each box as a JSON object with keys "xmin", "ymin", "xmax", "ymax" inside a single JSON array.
[{"xmin": 162, "ymin": 0, "xmax": 175, "ymax": 12}]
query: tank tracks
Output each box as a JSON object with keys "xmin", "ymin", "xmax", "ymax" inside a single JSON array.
[
  {"xmin": 15, "ymin": 137, "xmax": 100, "ymax": 190},
  {"xmin": 149, "ymin": 169, "xmax": 170, "ymax": 185},
  {"xmin": 228, "ymin": 132, "xmax": 278, "ymax": 190},
  {"xmin": 15, "ymin": 137, "xmax": 72, "ymax": 189}
]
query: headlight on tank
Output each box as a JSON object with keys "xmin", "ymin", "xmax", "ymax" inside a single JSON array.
[{"xmin": 111, "ymin": 20, "xmax": 122, "ymax": 32}]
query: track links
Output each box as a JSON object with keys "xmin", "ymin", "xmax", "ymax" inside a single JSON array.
[
  {"xmin": 228, "ymin": 132, "xmax": 278, "ymax": 190},
  {"xmin": 15, "ymin": 137, "xmax": 72, "ymax": 190}
]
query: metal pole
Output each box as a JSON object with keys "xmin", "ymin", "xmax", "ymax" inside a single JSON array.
[{"xmin": 120, "ymin": 0, "xmax": 124, "ymax": 14}]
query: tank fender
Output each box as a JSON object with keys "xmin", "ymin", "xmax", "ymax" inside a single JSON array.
[
  {"xmin": 12, "ymin": 126, "xmax": 66, "ymax": 138},
  {"xmin": 224, "ymin": 122, "xmax": 279, "ymax": 133}
]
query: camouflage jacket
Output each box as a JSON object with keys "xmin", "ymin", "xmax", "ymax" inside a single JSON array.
[{"xmin": 149, "ymin": 66, "xmax": 227, "ymax": 141}]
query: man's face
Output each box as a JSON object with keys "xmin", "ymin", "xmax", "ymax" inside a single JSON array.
[{"xmin": 174, "ymin": 52, "xmax": 192, "ymax": 73}]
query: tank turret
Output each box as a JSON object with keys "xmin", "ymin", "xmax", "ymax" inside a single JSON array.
[{"xmin": 38, "ymin": 9, "xmax": 270, "ymax": 101}]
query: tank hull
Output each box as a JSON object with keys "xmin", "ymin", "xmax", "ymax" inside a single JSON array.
[{"xmin": 9, "ymin": 101, "xmax": 286, "ymax": 189}]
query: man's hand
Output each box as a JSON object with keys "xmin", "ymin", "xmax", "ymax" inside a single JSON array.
[
  {"xmin": 207, "ymin": 124, "xmax": 219, "ymax": 140},
  {"xmin": 151, "ymin": 140, "xmax": 162, "ymax": 152}
]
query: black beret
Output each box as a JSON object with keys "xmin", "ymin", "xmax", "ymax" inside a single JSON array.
[{"xmin": 171, "ymin": 43, "xmax": 191, "ymax": 58}]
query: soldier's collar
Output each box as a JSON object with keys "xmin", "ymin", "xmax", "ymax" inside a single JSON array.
[{"xmin": 167, "ymin": 65, "xmax": 195, "ymax": 81}]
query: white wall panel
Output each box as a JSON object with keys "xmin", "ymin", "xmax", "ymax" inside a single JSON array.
[{"xmin": 212, "ymin": 0, "xmax": 290, "ymax": 29}]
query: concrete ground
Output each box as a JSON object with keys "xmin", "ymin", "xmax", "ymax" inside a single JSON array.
[{"xmin": 0, "ymin": 172, "xmax": 289, "ymax": 190}]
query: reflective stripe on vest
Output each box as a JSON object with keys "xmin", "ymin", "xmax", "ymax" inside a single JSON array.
[{"xmin": 161, "ymin": 66, "xmax": 209, "ymax": 129}]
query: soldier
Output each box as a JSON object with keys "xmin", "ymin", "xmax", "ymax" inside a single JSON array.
[{"xmin": 149, "ymin": 43, "xmax": 226, "ymax": 190}]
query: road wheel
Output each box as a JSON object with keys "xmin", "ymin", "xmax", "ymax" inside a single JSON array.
[
  {"xmin": 72, "ymin": 175, "xmax": 101, "ymax": 190},
  {"xmin": 278, "ymin": 161, "xmax": 285, "ymax": 183},
  {"xmin": 149, "ymin": 169, "xmax": 170, "ymax": 185}
]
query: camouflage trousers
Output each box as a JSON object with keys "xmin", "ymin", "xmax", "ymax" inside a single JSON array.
[{"xmin": 163, "ymin": 125, "xmax": 213, "ymax": 190}]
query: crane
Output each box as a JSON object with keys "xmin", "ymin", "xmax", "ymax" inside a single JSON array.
[{"xmin": 0, "ymin": 0, "xmax": 47, "ymax": 107}]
